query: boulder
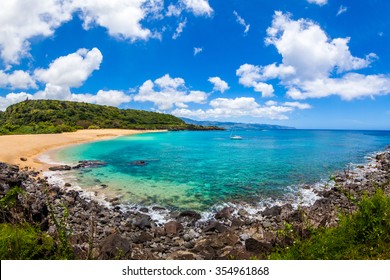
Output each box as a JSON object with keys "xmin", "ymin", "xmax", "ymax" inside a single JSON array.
[
  {"xmin": 99, "ymin": 233, "xmax": 132, "ymax": 260},
  {"xmin": 262, "ymin": 205, "xmax": 282, "ymax": 217},
  {"xmin": 72, "ymin": 160, "xmax": 107, "ymax": 169},
  {"xmin": 245, "ymin": 238, "xmax": 273, "ymax": 254},
  {"xmin": 215, "ymin": 207, "xmax": 233, "ymax": 219},
  {"xmin": 164, "ymin": 221, "xmax": 183, "ymax": 235},
  {"xmin": 204, "ymin": 221, "xmax": 228, "ymax": 233},
  {"xmin": 20, "ymin": 157, "xmax": 28, "ymax": 161},
  {"xmin": 179, "ymin": 210, "xmax": 201, "ymax": 220},
  {"xmin": 49, "ymin": 165, "xmax": 72, "ymax": 171}
]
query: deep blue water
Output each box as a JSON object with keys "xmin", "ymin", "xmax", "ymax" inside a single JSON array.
[{"xmin": 54, "ymin": 130, "xmax": 390, "ymax": 210}]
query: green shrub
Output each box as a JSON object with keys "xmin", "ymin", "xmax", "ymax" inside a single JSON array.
[
  {"xmin": 270, "ymin": 190, "xmax": 390, "ymax": 259},
  {"xmin": 0, "ymin": 223, "xmax": 55, "ymax": 260}
]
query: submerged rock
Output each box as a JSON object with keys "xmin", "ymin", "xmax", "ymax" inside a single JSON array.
[
  {"xmin": 48, "ymin": 165, "xmax": 72, "ymax": 171},
  {"xmin": 72, "ymin": 160, "xmax": 107, "ymax": 169}
]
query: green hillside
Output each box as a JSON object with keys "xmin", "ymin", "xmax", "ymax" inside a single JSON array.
[{"xmin": 0, "ymin": 100, "xmax": 219, "ymax": 135}]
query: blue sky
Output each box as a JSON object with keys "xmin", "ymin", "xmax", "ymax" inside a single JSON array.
[{"xmin": 0, "ymin": 0, "xmax": 389, "ymax": 129}]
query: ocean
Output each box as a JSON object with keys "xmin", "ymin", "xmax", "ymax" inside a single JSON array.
[{"xmin": 51, "ymin": 129, "xmax": 390, "ymax": 211}]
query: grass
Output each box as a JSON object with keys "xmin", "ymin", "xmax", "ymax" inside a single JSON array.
[{"xmin": 270, "ymin": 189, "xmax": 390, "ymax": 259}]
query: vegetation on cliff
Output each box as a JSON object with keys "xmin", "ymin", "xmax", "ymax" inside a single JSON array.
[{"xmin": 0, "ymin": 100, "xmax": 221, "ymax": 135}]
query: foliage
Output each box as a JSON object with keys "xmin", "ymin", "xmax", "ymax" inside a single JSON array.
[
  {"xmin": 0, "ymin": 223, "xmax": 56, "ymax": 260},
  {"xmin": 0, "ymin": 99, "xmax": 220, "ymax": 135},
  {"xmin": 270, "ymin": 189, "xmax": 390, "ymax": 259}
]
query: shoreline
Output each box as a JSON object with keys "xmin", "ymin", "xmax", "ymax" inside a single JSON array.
[
  {"xmin": 0, "ymin": 147, "xmax": 389, "ymax": 259},
  {"xmin": 0, "ymin": 129, "xmax": 166, "ymax": 171}
]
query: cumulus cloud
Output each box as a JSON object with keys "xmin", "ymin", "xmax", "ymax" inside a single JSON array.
[
  {"xmin": 282, "ymin": 101, "xmax": 312, "ymax": 109},
  {"xmin": 71, "ymin": 90, "xmax": 131, "ymax": 106},
  {"xmin": 0, "ymin": 0, "xmax": 73, "ymax": 65},
  {"xmin": 208, "ymin": 77, "xmax": 230, "ymax": 93},
  {"xmin": 307, "ymin": 0, "xmax": 328, "ymax": 6},
  {"xmin": 337, "ymin": 6, "xmax": 348, "ymax": 16},
  {"xmin": 236, "ymin": 64, "xmax": 274, "ymax": 97},
  {"xmin": 171, "ymin": 97, "xmax": 297, "ymax": 120},
  {"xmin": 286, "ymin": 74, "xmax": 390, "ymax": 100},
  {"xmin": 166, "ymin": 0, "xmax": 213, "ymax": 17},
  {"xmin": 194, "ymin": 47, "xmax": 203, "ymax": 56},
  {"xmin": 0, "ymin": 48, "xmax": 132, "ymax": 110},
  {"xmin": 34, "ymin": 48, "xmax": 102, "ymax": 88},
  {"xmin": 233, "ymin": 11, "xmax": 250, "ymax": 34},
  {"xmin": 238, "ymin": 11, "xmax": 390, "ymax": 101},
  {"xmin": 0, "ymin": 0, "xmax": 166, "ymax": 65},
  {"xmin": 0, "ymin": 70, "xmax": 36, "ymax": 89},
  {"xmin": 71, "ymin": 0, "xmax": 162, "ymax": 41},
  {"xmin": 133, "ymin": 74, "xmax": 208, "ymax": 110},
  {"xmin": 172, "ymin": 18, "xmax": 187, "ymax": 39}
]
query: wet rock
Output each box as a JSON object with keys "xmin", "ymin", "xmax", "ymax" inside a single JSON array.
[
  {"xmin": 134, "ymin": 216, "xmax": 152, "ymax": 229},
  {"xmin": 215, "ymin": 207, "xmax": 233, "ymax": 219},
  {"xmin": 73, "ymin": 160, "xmax": 107, "ymax": 169},
  {"xmin": 139, "ymin": 207, "xmax": 149, "ymax": 213},
  {"xmin": 262, "ymin": 205, "xmax": 282, "ymax": 217},
  {"xmin": 49, "ymin": 165, "xmax": 72, "ymax": 171},
  {"xmin": 152, "ymin": 206, "xmax": 166, "ymax": 211},
  {"xmin": 129, "ymin": 160, "xmax": 148, "ymax": 166},
  {"xmin": 204, "ymin": 221, "xmax": 228, "ymax": 233},
  {"xmin": 64, "ymin": 183, "xmax": 71, "ymax": 187},
  {"xmin": 179, "ymin": 210, "xmax": 201, "ymax": 220},
  {"xmin": 238, "ymin": 209, "xmax": 248, "ymax": 217},
  {"xmin": 20, "ymin": 157, "xmax": 27, "ymax": 161}
]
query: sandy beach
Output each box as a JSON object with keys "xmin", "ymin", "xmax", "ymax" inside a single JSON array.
[{"xmin": 0, "ymin": 129, "xmax": 164, "ymax": 171}]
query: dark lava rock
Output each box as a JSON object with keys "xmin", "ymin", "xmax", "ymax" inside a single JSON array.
[
  {"xmin": 179, "ymin": 210, "xmax": 201, "ymax": 220},
  {"xmin": 99, "ymin": 233, "xmax": 131, "ymax": 260},
  {"xmin": 49, "ymin": 165, "xmax": 72, "ymax": 171},
  {"xmin": 134, "ymin": 216, "xmax": 152, "ymax": 229},
  {"xmin": 64, "ymin": 182, "xmax": 71, "ymax": 187},
  {"xmin": 262, "ymin": 205, "xmax": 282, "ymax": 217},
  {"xmin": 139, "ymin": 207, "xmax": 149, "ymax": 213},
  {"xmin": 152, "ymin": 206, "xmax": 166, "ymax": 211},
  {"xmin": 204, "ymin": 221, "xmax": 228, "ymax": 233},
  {"xmin": 245, "ymin": 238, "xmax": 273, "ymax": 254},
  {"xmin": 129, "ymin": 160, "xmax": 148, "ymax": 166},
  {"xmin": 73, "ymin": 160, "xmax": 107, "ymax": 169},
  {"xmin": 215, "ymin": 207, "xmax": 233, "ymax": 219},
  {"xmin": 164, "ymin": 221, "xmax": 183, "ymax": 235}
]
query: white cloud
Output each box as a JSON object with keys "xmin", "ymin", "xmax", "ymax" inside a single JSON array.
[
  {"xmin": 166, "ymin": 0, "xmax": 213, "ymax": 17},
  {"xmin": 0, "ymin": 0, "xmax": 73, "ymax": 65},
  {"xmin": 208, "ymin": 77, "xmax": 230, "ymax": 93},
  {"xmin": 265, "ymin": 12, "xmax": 374, "ymax": 80},
  {"xmin": 181, "ymin": 0, "xmax": 213, "ymax": 17},
  {"xmin": 72, "ymin": 0, "xmax": 162, "ymax": 41},
  {"xmin": 307, "ymin": 0, "xmax": 328, "ymax": 6},
  {"xmin": 172, "ymin": 18, "xmax": 187, "ymax": 39},
  {"xmin": 240, "ymin": 12, "xmax": 390, "ymax": 101},
  {"xmin": 133, "ymin": 74, "xmax": 208, "ymax": 110},
  {"xmin": 0, "ymin": 92, "xmax": 34, "ymax": 111},
  {"xmin": 336, "ymin": 6, "xmax": 348, "ymax": 16},
  {"xmin": 34, "ymin": 48, "xmax": 102, "ymax": 88},
  {"xmin": 71, "ymin": 90, "xmax": 131, "ymax": 106},
  {"xmin": 194, "ymin": 47, "xmax": 203, "ymax": 56},
  {"xmin": 172, "ymin": 97, "xmax": 297, "ymax": 120},
  {"xmin": 0, "ymin": 70, "xmax": 36, "ymax": 89},
  {"xmin": 233, "ymin": 11, "xmax": 250, "ymax": 34},
  {"xmin": 236, "ymin": 64, "xmax": 274, "ymax": 97},
  {"xmin": 282, "ymin": 101, "xmax": 312, "ymax": 109},
  {"xmin": 0, "ymin": 0, "xmax": 166, "ymax": 65},
  {"xmin": 286, "ymin": 74, "xmax": 390, "ymax": 100}
]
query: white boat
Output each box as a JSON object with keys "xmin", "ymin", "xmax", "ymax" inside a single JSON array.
[
  {"xmin": 230, "ymin": 135, "xmax": 243, "ymax": 140},
  {"xmin": 230, "ymin": 128, "xmax": 243, "ymax": 140}
]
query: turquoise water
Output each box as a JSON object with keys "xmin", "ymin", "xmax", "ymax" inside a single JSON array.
[{"xmin": 54, "ymin": 130, "xmax": 390, "ymax": 210}]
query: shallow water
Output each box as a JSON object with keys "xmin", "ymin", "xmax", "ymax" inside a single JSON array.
[{"xmin": 53, "ymin": 129, "xmax": 390, "ymax": 210}]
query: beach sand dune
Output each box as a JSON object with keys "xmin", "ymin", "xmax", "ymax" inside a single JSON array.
[{"xmin": 0, "ymin": 129, "xmax": 163, "ymax": 171}]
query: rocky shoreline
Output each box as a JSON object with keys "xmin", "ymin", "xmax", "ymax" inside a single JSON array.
[{"xmin": 1, "ymin": 147, "xmax": 389, "ymax": 259}]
